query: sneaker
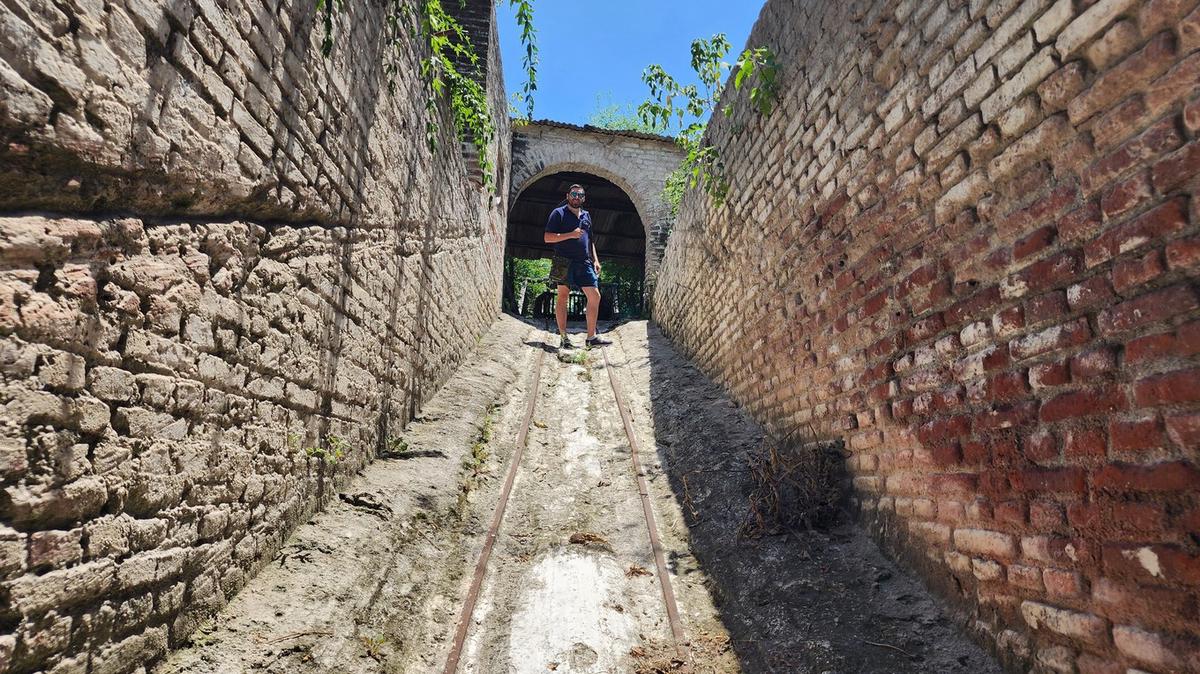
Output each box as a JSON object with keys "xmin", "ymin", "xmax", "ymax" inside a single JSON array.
[
  {"xmin": 559, "ymin": 333, "xmax": 574, "ymax": 350},
  {"xmin": 585, "ymin": 334, "xmax": 612, "ymax": 348}
]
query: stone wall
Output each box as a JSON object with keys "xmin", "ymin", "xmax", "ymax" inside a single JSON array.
[
  {"xmin": 653, "ymin": 0, "xmax": 1199, "ymax": 670},
  {"xmin": 0, "ymin": 0, "xmax": 508, "ymax": 671}
]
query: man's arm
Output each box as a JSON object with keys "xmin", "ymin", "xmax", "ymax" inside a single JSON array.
[
  {"xmin": 543, "ymin": 209, "xmax": 582, "ymax": 244},
  {"xmin": 591, "ymin": 239, "xmax": 601, "ymax": 274},
  {"xmin": 544, "ymin": 230, "xmax": 582, "ymax": 243}
]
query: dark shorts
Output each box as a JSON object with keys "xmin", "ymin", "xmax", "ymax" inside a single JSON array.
[{"xmin": 549, "ymin": 256, "xmax": 598, "ymax": 290}]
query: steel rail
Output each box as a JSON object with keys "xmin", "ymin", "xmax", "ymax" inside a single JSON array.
[
  {"xmin": 443, "ymin": 347, "xmax": 546, "ymax": 674},
  {"xmin": 601, "ymin": 345, "xmax": 687, "ymax": 657}
]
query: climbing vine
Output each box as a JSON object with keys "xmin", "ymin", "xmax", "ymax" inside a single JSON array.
[
  {"xmin": 317, "ymin": 0, "xmax": 539, "ymax": 190},
  {"xmin": 638, "ymin": 34, "xmax": 778, "ymax": 213}
]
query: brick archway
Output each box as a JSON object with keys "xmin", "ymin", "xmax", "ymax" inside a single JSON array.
[{"xmin": 509, "ymin": 121, "xmax": 684, "ymax": 282}]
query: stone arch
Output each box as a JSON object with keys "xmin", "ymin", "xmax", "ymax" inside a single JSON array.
[{"xmin": 509, "ymin": 122, "xmax": 684, "ymax": 281}]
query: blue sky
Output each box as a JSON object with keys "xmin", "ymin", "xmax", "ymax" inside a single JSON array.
[{"xmin": 496, "ymin": 1, "xmax": 765, "ymax": 129}]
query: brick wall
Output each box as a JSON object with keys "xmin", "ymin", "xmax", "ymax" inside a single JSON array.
[
  {"xmin": 653, "ymin": 0, "xmax": 1200, "ymax": 670},
  {"xmin": 0, "ymin": 0, "xmax": 507, "ymax": 671}
]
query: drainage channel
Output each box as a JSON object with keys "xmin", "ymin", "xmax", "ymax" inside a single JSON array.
[{"xmin": 442, "ymin": 333, "xmax": 686, "ymax": 673}]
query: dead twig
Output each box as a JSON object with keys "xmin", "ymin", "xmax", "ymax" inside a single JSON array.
[
  {"xmin": 261, "ymin": 630, "xmax": 333, "ymax": 645},
  {"xmin": 863, "ymin": 639, "xmax": 915, "ymax": 658}
]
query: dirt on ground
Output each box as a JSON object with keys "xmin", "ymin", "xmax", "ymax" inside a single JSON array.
[
  {"xmin": 156, "ymin": 316, "xmax": 999, "ymax": 674},
  {"xmin": 607, "ymin": 321, "xmax": 1000, "ymax": 674}
]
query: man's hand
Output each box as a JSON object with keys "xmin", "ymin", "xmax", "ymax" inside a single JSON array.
[
  {"xmin": 593, "ymin": 259, "xmax": 602, "ymax": 275},
  {"xmin": 569, "ymin": 228, "xmax": 583, "ymax": 239}
]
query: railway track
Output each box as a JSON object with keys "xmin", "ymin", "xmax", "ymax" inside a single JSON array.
[{"xmin": 442, "ymin": 331, "xmax": 686, "ymax": 673}]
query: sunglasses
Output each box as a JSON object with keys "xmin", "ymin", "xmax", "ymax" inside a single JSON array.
[{"xmin": 569, "ymin": 191, "xmax": 585, "ymax": 197}]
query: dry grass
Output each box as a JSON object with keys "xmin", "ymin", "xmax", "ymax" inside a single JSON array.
[
  {"xmin": 625, "ymin": 564, "xmax": 653, "ymax": 577},
  {"xmin": 740, "ymin": 435, "xmax": 847, "ymax": 537},
  {"xmin": 568, "ymin": 531, "xmax": 610, "ymax": 546}
]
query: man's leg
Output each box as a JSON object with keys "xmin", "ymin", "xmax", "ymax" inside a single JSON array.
[
  {"xmin": 583, "ymin": 286, "xmax": 600, "ymax": 339},
  {"xmin": 555, "ymin": 284, "xmax": 569, "ymax": 336}
]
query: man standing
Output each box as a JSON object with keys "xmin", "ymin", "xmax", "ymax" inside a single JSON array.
[{"xmin": 544, "ymin": 183, "xmax": 611, "ymax": 349}]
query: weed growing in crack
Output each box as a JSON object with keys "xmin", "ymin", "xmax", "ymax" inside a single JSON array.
[
  {"xmin": 361, "ymin": 633, "xmax": 388, "ymax": 660},
  {"xmin": 386, "ymin": 436, "xmax": 409, "ymax": 456},
  {"xmin": 557, "ymin": 349, "xmax": 589, "ymax": 366},
  {"xmin": 305, "ymin": 434, "xmax": 349, "ymax": 465},
  {"xmin": 187, "ymin": 618, "xmax": 218, "ymax": 647},
  {"xmin": 455, "ymin": 404, "xmax": 500, "ymax": 518}
]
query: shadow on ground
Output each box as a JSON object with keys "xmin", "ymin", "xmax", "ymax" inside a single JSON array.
[{"xmin": 630, "ymin": 321, "xmax": 999, "ymax": 674}]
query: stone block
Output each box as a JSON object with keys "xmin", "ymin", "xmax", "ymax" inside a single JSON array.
[{"xmin": 29, "ymin": 528, "xmax": 83, "ymax": 570}]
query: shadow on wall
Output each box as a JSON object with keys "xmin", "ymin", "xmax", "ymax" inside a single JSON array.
[{"xmin": 637, "ymin": 323, "xmax": 1001, "ymax": 673}]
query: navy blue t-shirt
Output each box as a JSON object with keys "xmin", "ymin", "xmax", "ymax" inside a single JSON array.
[{"xmin": 545, "ymin": 205, "xmax": 592, "ymax": 261}]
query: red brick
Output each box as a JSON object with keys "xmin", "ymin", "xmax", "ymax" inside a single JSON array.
[
  {"xmin": 1125, "ymin": 322, "xmax": 1200, "ymax": 363},
  {"xmin": 930, "ymin": 442, "xmax": 964, "ymax": 467},
  {"xmin": 897, "ymin": 262, "xmax": 940, "ymax": 299},
  {"xmin": 1070, "ymin": 348, "xmax": 1117, "ymax": 382},
  {"xmin": 1009, "ymin": 563, "xmax": 1045, "ymax": 591},
  {"xmin": 1044, "ymin": 568, "xmax": 1085, "ymax": 597},
  {"xmin": 1112, "ymin": 502, "xmax": 1167, "ymax": 533},
  {"xmin": 962, "ymin": 439, "xmax": 989, "ymax": 465},
  {"xmin": 1081, "ymin": 115, "xmax": 1184, "ymax": 196},
  {"xmin": 1058, "ymin": 202, "xmax": 1103, "ymax": 243},
  {"xmin": 1011, "ymin": 467, "xmax": 1087, "ymax": 493},
  {"xmin": 1139, "ymin": 0, "xmax": 1200, "ymax": 36},
  {"xmin": 1177, "ymin": 503, "xmax": 1200, "ymax": 532},
  {"xmin": 975, "ymin": 401, "xmax": 1038, "ymax": 433},
  {"xmin": 998, "ymin": 185, "xmax": 1078, "ymax": 239},
  {"xmin": 1166, "ymin": 236, "xmax": 1200, "ymax": 271},
  {"xmin": 992, "ymin": 305, "xmax": 1025, "ymax": 338},
  {"xmin": 1010, "ymin": 318, "xmax": 1091, "ymax": 360},
  {"xmin": 1109, "ymin": 416, "xmax": 1164, "ymax": 452},
  {"xmin": 1147, "ymin": 49, "xmax": 1200, "ymax": 115},
  {"xmin": 1104, "ymin": 544, "xmax": 1200, "ymax": 585},
  {"xmin": 1098, "ymin": 284, "xmax": 1199, "ymax": 335},
  {"xmin": 1092, "ymin": 96, "xmax": 1149, "ymax": 151},
  {"xmin": 1085, "ymin": 198, "xmax": 1189, "ymax": 269},
  {"xmin": 945, "ymin": 287, "xmax": 1003, "ymax": 330},
  {"xmin": 984, "ymin": 370, "xmax": 1030, "ymax": 402},
  {"xmin": 1039, "ymin": 61, "xmax": 1087, "ymax": 114},
  {"xmin": 1012, "ymin": 250, "xmax": 1083, "ymax": 298},
  {"xmin": 1100, "ymin": 170, "xmax": 1153, "ymax": 220},
  {"xmin": 1068, "ymin": 32, "xmax": 1178, "ymax": 125},
  {"xmin": 1111, "ymin": 249, "xmax": 1165, "ymax": 294},
  {"xmin": 933, "ymin": 473, "xmax": 979, "ymax": 496},
  {"xmin": 1064, "ymin": 427, "xmax": 1106, "ymax": 458},
  {"xmin": 995, "ymin": 500, "xmax": 1027, "ymax": 526},
  {"xmin": 1095, "ymin": 461, "xmax": 1200, "ymax": 492},
  {"xmin": 1066, "ymin": 275, "xmax": 1116, "ymax": 310},
  {"xmin": 1040, "ymin": 386, "xmax": 1127, "ymax": 422},
  {"xmin": 1013, "ymin": 226, "xmax": 1057, "ymax": 261},
  {"xmin": 1134, "ymin": 367, "xmax": 1200, "ymax": 406},
  {"xmin": 1151, "ymin": 140, "xmax": 1200, "ymax": 193},
  {"xmin": 1069, "ymin": 500, "xmax": 1167, "ymax": 537},
  {"xmin": 1030, "ymin": 500, "xmax": 1065, "ymax": 529},
  {"xmin": 1024, "ymin": 429, "xmax": 1059, "ymax": 462},
  {"xmin": 906, "ymin": 312, "xmax": 945, "ymax": 343},
  {"xmin": 1029, "ymin": 361, "xmax": 1070, "ymax": 390},
  {"xmin": 1165, "ymin": 413, "xmax": 1200, "ymax": 450},
  {"xmin": 1024, "ymin": 290, "xmax": 1068, "ymax": 325}
]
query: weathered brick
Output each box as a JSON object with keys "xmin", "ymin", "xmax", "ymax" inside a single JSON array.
[
  {"xmin": 1021, "ymin": 600, "xmax": 1110, "ymax": 645},
  {"xmin": 954, "ymin": 527, "xmax": 1018, "ymax": 559},
  {"xmin": 1055, "ymin": 0, "xmax": 1141, "ymax": 59},
  {"xmin": 1068, "ymin": 32, "xmax": 1177, "ymax": 125}
]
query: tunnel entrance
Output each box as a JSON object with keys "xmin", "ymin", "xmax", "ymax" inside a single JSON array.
[{"xmin": 503, "ymin": 171, "xmax": 647, "ymax": 320}]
